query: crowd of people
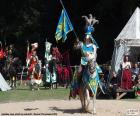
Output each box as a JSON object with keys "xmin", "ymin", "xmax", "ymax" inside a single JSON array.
[
  {"xmin": 0, "ymin": 13, "xmax": 139, "ymax": 100},
  {"xmin": 0, "ymin": 39, "xmax": 140, "ymax": 99},
  {"xmin": 105, "ymin": 55, "xmax": 140, "ymax": 99},
  {"xmin": 0, "ymin": 40, "xmax": 73, "ymax": 90}
]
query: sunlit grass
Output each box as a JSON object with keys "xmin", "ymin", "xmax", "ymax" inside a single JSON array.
[{"xmin": 0, "ymin": 85, "xmax": 70, "ymax": 103}]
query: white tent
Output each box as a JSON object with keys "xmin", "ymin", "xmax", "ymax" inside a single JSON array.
[
  {"xmin": 0, "ymin": 73, "xmax": 11, "ymax": 91},
  {"xmin": 111, "ymin": 7, "xmax": 140, "ymax": 74}
]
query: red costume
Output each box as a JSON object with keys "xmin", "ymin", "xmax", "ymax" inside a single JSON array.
[
  {"xmin": 27, "ymin": 43, "xmax": 39, "ymax": 80},
  {"xmin": 0, "ymin": 49, "xmax": 5, "ymax": 59},
  {"xmin": 121, "ymin": 69, "xmax": 132, "ymax": 89},
  {"xmin": 121, "ymin": 61, "xmax": 133, "ymax": 89}
]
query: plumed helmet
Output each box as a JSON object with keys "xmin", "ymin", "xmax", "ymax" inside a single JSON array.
[
  {"xmin": 31, "ymin": 42, "xmax": 38, "ymax": 49},
  {"xmin": 85, "ymin": 34, "xmax": 99, "ymax": 48},
  {"xmin": 85, "ymin": 25, "xmax": 94, "ymax": 35}
]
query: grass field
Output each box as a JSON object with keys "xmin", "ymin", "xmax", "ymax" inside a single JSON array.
[
  {"xmin": 0, "ymin": 85, "xmax": 70, "ymax": 103},
  {"xmin": 0, "ymin": 83, "xmax": 139, "ymax": 103}
]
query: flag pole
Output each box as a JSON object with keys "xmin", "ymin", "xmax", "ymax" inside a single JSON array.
[
  {"xmin": 26, "ymin": 40, "xmax": 29, "ymax": 67},
  {"xmin": 59, "ymin": 0, "xmax": 78, "ymax": 39}
]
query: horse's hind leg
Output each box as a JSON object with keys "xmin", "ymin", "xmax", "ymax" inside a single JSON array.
[
  {"xmin": 37, "ymin": 84, "xmax": 40, "ymax": 90},
  {"xmin": 30, "ymin": 83, "xmax": 34, "ymax": 91},
  {"xmin": 14, "ymin": 76, "xmax": 17, "ymax": 88},
  {"xmin": 30, "ymin": 80, "xmax": 34, "ymax": 91},
  {"xmin": 11, "ymin": 76, "xmax": 16, "ymax": 89},
  {"xmin": 56, "ymin": 82, "xmax": 57, "ymax": 89}
]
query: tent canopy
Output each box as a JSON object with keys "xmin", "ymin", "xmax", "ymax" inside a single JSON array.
[
  {"xmin": 115, "ymin": 7, "xmax": 140, "ymax": 46},
  {"xmin": 111, "ymin": 7, "xmax": 140, "ymax": 74},
  {"xmin": 0, "ymin": 73, "xmax": 11, "ymax": 91}
]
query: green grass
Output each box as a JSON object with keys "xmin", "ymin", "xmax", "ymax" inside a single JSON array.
[
  {"xmin": 1, "ymin": 84, "xmax": 139, "ymax": 103},
  {"xmin": 0, "ymin": 85, "xmax": 70, "ymax": 103}
]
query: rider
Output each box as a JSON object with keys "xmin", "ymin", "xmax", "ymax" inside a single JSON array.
[
  {"xmin": 74, "ymin": 14, "xmax": 99, "ymax": 78},
  {"xmin": 27, "ymin": 43, "xmax": 39, "ymax": 80},
  {"xmin": 70, "ymin": 34, "xmax": 98, "ymax": 99},
  {"xmin": 71, "ymin": 14, "xmax": 102, "ymax": 99},
  {"xmin": 72, "ymin": 14, "xmax": 104, "ymax": 114},
  {"xmin": 77, "ymin": 35, "xmax": 97, "ymax": 75}
]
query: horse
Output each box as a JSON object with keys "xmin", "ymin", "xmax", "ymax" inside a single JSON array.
[
  {"xmin": 78, "ymin": 60, "xmax": 99, "ymax": 114},
  {"xmin": 5, "ymin": 57, "xmax": 22, "ymax": 89},
  {"xmin": 45, "ymin": 59, "xmax": 57, "ymax": 89},
  {"xmin": 44, "ymin": 42, "xmax": 57, "ymax": 89},
  {"xmin": 28, "ymin": 60, "xmax": 42, "ymax": 91}
]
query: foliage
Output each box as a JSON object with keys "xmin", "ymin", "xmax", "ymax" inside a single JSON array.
[{"xmin": 0, "ymin": 0, "xmax": 139, "ymax": 63}]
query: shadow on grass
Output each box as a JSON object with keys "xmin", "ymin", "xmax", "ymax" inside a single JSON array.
[{"xmin": 24, "ymin": 107, "xmax": 39, "ymax": 111}]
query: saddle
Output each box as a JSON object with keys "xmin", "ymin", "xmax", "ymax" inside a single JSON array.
[{"xmin": 33, "ymin": 63, "xmax": 42, "ymax": 80}]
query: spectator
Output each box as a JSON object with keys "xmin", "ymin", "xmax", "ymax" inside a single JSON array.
[
  {"xmin": 133, "ymin": 75, "xmax": 140, "ymax": 99},
  {"xmin": 121, "ymin": 55, "xmax": 132, "ymax": 90},
  {"xmin": 131, "ymin": 62, "xmax": 140, "ymax": 85},
  {"xmin": 109, "ymin": 71, "xmax": 118, "ymax": 98}
]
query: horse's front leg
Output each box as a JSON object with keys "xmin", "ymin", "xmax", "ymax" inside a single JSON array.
[
  {"xmin": 30, "ymin": 75, "xmax": 34, "ymax": 91},
  {"xmin": 85, "ymin": 88, "xmax": 91, "ymax": 113},
  {"xmin": 92, "ymin": 94, "xmax": 96, "ymax": 114},
  {"xmin": 79, "ymin": 88, "xmax": 85, "ymax": 112}
]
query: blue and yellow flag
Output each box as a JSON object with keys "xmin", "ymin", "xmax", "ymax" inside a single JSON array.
[{"xmin": 55, "ymin": 9, "xmax": 74, "ymax": 42}]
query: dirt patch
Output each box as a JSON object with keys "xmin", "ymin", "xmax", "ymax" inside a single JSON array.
[{"xmin": 0, "ymin": 99, "xmax": 140, "ymax": 116}]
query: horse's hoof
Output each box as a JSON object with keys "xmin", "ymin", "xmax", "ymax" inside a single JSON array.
[
  {"xmin": 85, "ymin": 109, "xmax": 92, "ymax": 114},
  {"xmin": 92, "ymin": 112, "xmax": 96, "ymax": 115},
  {"xmin": 81, "ymin": 108, "xmax": 92, "ymax": 114},
  {"xmin": 80, "ymin": 108, "xmax": 86, "ymax": 113},
  {"xmin": 92, "ymin": 109, "xmax": 96, "ymax": 115}
]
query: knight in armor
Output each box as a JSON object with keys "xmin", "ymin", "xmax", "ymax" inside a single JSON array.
[
  {"xmin": 28, "ymin": 50, "xmax": 39, "ymax": 77},
  {"xmin": 70, "ymin": 14, "xmax": 102, "ymax": 99},
  {"xmin": 27, "ymin": 43, "xmax": 39, "ymax": 79},
  {"xmin": 5, "ymin": 44, "xmax": 15, "ymax": 69},
  {"xmin": 6, "ymin": 45, "xmax": 15, "ymax": 60},
  {"xmin": 4, "ymin": 44, "xmax": 19, "ymax": 88},
  {"xmin": 70, "ymin": 14, "xmax": 104, "ymax": 114},
  {"xmin": 74, "ymin": 14, "xmax": 100, "ymax": 77},
  {"xmin": 27, "ymin": 42, "xmax": 42, "ymax": 90}
]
